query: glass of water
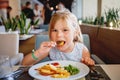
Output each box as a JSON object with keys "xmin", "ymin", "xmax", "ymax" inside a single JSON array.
[{"xmin": 0, "ymin": 55, "xmax": 13, "ymax": 78}]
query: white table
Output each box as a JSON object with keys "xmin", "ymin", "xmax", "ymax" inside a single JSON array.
[
  {"xmin": 29, "ymin": 29, "xmax": 45, "ymax": 34},
  {"xmin": 100, "ymin": 64, "xmax": 120, "ymax": 80},
  {"xmin": 19, "ymin": 35, "xmax": 33, "ymax": 40}
]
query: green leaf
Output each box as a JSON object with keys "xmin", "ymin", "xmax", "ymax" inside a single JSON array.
[
  {"xmin": 17, "ymin": 13, "xmax": 32, "ymax": 34},
  {"xmin": 33, "ymin": 19, "xmax": 39, "ymax": 26},
  {"xmin": 25, "ymin": 21, "xmax": 31, "ymax": 34}
]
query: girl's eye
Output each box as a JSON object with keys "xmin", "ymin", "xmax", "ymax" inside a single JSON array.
[
  {"xmin": 52, "ymin": 29, "xmax": 57, "ymax": 32},
  {"xmin": 63, "ymin": 29, "xmax": 68, "ymax": 31}
]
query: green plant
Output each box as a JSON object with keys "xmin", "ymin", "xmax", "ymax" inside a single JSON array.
[
  {"xmin": 1, "ymin": 17, "xmax": 17, "ymax": 32},
  {"xmin": 105, "ymin": 8, "xmax": 120, "ymax": 27},
  {"xmin": 81, "ymin": 17, "xmax": 94, "ymax": 24},
  {"xmin": 93, "ymin": 16, "xmax": 104, "ymax": 25},
  {"xmin": 17, "ymin": 13, "xmax": 31, "ymax": 35},
  {"xmin": 33, "ymin": 19, "xmax": 39, "ymax": 26},
  {"xmin": 32, "ymin": 18, "xmax": 40, "ymax": 29}
]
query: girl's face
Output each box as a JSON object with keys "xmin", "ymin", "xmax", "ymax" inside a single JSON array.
[{"xmin": 50, "ymin": 19, "xmax": 76, "ymax": 52}]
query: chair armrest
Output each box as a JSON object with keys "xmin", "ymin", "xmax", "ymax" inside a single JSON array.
[{"xmin": 91, "ymin": 54, "xmax": 105, "ymax": 64}]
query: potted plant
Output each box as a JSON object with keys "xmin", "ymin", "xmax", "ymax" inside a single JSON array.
[
  {"xmin": 32, "ymin": 19, "xmax": 39, "ymax": 29},
  {"xmin": 105, "ymin": 8, "xmax": 120, "ymax": 28},
  {"xmin": 17, "ymin": 13, "xmax": 31, "ymax": 35},
  {"xmin": 1, "ymin": 17, "xmax": 17, "ymax": 32},
  {"xmin": 93, "ymin": 16, "xmax": 104, "ymax": 25},
  {"xmin": 81, "ymin": 17, "xmax": 94, "ymax": 24}
]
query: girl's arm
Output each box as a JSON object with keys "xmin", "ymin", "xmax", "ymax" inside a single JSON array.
[
  {"xmin": 81, "ymin": 46, "xmax": 95, "ymax": 66},
  {"xmin": 22, "ymin": 41, "xmax": 56, "ymax": 66}
]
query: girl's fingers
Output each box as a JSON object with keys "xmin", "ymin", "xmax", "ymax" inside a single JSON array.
[
  {"xmin": 41, "ymin": 41, "xmax": 56, "ymax": 48},
  {"xmin": 37, "ymin": 41, "xmax": 56, "ymax": 55},
  {"xmin": 50, "ymin": 41, "xmax": 56, "ymax": 47},
  {"xmin": 81, "ymin": 57, "xmax": 95, "ymax": 66}
]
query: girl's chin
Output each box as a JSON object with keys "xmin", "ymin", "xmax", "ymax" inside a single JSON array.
[{"xmin": 56, "ymin": 46, "xmax": 65, "ymax": 51}]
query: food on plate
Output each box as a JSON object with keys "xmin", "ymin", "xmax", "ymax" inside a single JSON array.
[
  {"xmin": 35, "ymin": 62, "xmax": 80, "ymax": 78},
  {"xmin": 35, "ymin": 64, "xmax": 57, "ymax": 76},
  {"xmin": 51, "ymin": 62, "xmax": 60, "ymax": 67},
  {"xmin": 56, "ymin": 41, "xmax": 65, "ymax": 46},
  {"xmin": 35, "ymin": 62, "xmax": 72, "ymax": 78},
  {"xmin": 64, "ymin": 64, "xmax": 79, "ymax": 75}
]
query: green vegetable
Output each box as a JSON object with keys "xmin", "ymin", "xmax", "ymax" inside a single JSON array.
[{"xmin": 64, "ymin": 65, "xmax": 79, "ymax": 75}]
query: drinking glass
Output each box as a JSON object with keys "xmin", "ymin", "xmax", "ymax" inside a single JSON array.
[{"xmin": 0, "ymin": 55, "xmax": 13, "ymax": 78}]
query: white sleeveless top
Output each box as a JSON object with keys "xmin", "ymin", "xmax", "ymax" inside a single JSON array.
[{"xmin": 49, "ymin": 42, "xmax": 85, "ymax": 62}]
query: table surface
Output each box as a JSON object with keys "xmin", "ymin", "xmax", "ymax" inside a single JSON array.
[
  {"xmin": 100, "ymin": 64, "xmax": 120, "ymax": 80},
  {"xmin": 1, "ymin": 64, "xmax": 120, "ymax": 80}
]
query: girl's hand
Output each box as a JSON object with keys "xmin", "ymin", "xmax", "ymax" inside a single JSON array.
[
  {"xmin": 81, "ymin": 57, "xmax": 95, "ymax": 66},
  {"xmin": 38, "ymin": 41, "xmax": 56, "ymax": 54}
]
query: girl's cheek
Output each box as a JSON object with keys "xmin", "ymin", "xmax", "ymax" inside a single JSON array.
[{"xmin": 51, "ymin": 35, "xmax": 56, "ymax": 41}]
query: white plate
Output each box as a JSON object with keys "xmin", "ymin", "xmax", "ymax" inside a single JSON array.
[{"xmin": 29, "ymin": 60, "xmax": 89, "ymax": 80}]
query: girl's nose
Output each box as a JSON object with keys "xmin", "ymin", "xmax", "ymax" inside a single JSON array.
[{"xmin": 57, "ymin": 31, "xmax": 63, "ymax": 37}]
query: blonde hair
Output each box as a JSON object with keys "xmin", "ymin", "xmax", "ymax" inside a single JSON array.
[{"xmin": 49, "ymin": 11, "xmax": 83, "ymax": 42}]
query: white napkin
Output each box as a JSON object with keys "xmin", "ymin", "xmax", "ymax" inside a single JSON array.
[
  {"xmin": 2, "ymin": 53, "xmax": 23, "ymax": 66},
  {"xmin": 10, "ymin": 53, "xmax": 23, "ymax": 66}
]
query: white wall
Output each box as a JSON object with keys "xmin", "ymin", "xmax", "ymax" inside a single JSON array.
[
  {"xmin": 9, "ymin": 0, "xmax": 21, "ymax": 18},
  {"xmin": 72, "ymin": 0, "xmax": 97, "ymax": 19},
  {"xmin": 82, "ymin": 0, "xmax": 97, "ymax": 19},
  {"xmin": 0, "ymin": 9, "xmax": 7, "ymax": 20},
  {"xmin": 21, "ymin": 0, "xmax": 33, "ymax": 7},
  {"xmin": 101, "ymin": 0, "xmax": 120, "ymax": 16},
  {"xmin": 72, "ymin": 0, "xmax": 82, "ymax": 19}
]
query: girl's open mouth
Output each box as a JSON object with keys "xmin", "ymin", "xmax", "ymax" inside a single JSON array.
[{"xmin": 56, "ymin": 41, "xmax": 65, "ymax": 46}]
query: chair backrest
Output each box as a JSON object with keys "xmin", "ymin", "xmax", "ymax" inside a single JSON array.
[
  {"xmin": 35, "ymin": 35, "xmax": 50, "ymax": 62},
  {"xmin": 35, "ymin": 35, "xmax": 49, "ymax": 50},
  {"xmin": 35, "ymin": 34, "xmax": 91, "ymax": 62},
  {"xmin": 40, "ymin": 24, "xmax": 49, "ymax": 31},
  {"xmin": 0, "ymin": 32, "xmax": 19, "ymax": 58},
  {"xmin": 82, "ymin": 34, "xmax": 90, "ymax": 51},
  {"xmin": 35, "ymin": 34, "xmax": 106, "ymax": 64}
]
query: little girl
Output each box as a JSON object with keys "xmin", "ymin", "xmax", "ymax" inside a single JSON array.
[{"xmin": 22, "ymin": 11, "xmax": 94, "ymax": 66}]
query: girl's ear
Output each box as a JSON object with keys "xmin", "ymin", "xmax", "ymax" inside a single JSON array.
[
  {"xmin": 74, "ymin": 31, "xmax": 77, "ymax": 36},
  {"xmin": 74, "ymin": 29, "xmax": 79, "ymax": 36},
  {"xmin": 74, "ymin": 30, "xmax": 78, "ymax": 40}
]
